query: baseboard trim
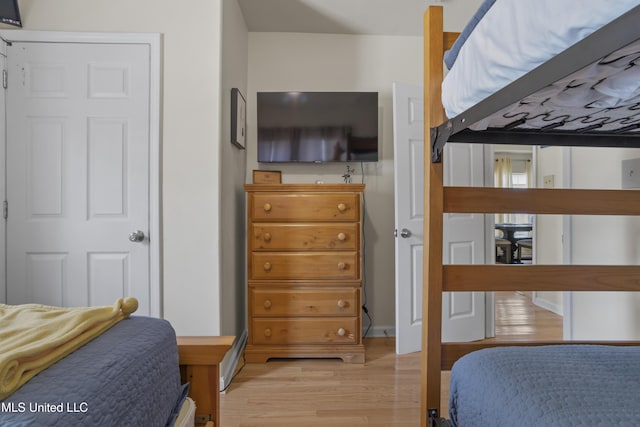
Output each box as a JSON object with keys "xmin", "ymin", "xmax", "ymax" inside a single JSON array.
[
  {"xmin": 363, "ymin": 325, "xmax": 395, "ymax": 338},
  {"xmin": 219, "ymin": 329, "xmax": 248, "ymax": 392},
  {"xmin": 532, "ymin": 293, "xmax": 563, "ymax": 316}
]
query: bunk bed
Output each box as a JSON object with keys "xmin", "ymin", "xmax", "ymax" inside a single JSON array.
[{"xmin": 423, "ymin": 2, "xmax": 640, "ymax": 426}]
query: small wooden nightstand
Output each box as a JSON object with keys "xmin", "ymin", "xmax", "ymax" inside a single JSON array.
[{"xmin": 177, "ymin": 336, "xmax": 234, "ymax": 426}]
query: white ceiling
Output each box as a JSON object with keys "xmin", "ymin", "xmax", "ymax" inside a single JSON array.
[{"xmin": 237, "ymin": 0, "xmax": 439, "ymax": 37}]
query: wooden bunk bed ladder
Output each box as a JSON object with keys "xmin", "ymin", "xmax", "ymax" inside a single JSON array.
[{"xmin": 423, "ymin": 6, "xmax": 457, "ymax": 426}]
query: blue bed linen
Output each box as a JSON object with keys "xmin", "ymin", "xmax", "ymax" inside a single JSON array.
[
  {"xmin": 0, "ymin": 316, "xmax": 183, "ymax": 427},
  {"xmin": 443, "ymin": 0, "xmax": 496, "ymax": 69},
  {"xmin": 449, "ymin": 345, "xmax": 640, "ymax": 427}
]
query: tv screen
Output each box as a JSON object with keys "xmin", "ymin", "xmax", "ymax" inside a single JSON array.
[
  {"xmin": 0, "ymin": 0, "xmax": 21, "ymax": 27},
  {"xmin": 257, "ymin": 91, "xmax": 378, "ymax": 163}
]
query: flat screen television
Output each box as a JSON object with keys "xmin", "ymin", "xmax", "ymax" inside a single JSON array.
[
  {"xmin": 0, "ymin": 0, "xmax": 21, "ymax": 27},
  {"xmin": 257, "ymin": 91, "xmax": 378, "ymax": 163}
]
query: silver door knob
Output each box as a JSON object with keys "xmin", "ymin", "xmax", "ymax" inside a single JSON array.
[
  {"xmin": 129, "ymin": 230, "xmax": 145, "ymax": 242},
  {"xmin": 400, "ymin": 228, "xmax": 412, "ymax": 238}
]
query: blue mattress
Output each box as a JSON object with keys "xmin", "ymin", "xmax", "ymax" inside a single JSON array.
[
  {"xmin": 0, "ymin": 316, "xmax": 184, "ymax": 427},
  {"xmin": 449, "ymin": 345, "xmax": 640, "ymax": 427}
]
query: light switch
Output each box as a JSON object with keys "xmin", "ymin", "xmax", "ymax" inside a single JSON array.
[{"xmin": 622, "ymin": 158, "xmax": 640, "ymax": 189}]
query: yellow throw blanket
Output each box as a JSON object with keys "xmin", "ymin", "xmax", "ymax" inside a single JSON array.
[{"xmin": 0, "ymin": 297, "xmax": 138, "ymax": 400}]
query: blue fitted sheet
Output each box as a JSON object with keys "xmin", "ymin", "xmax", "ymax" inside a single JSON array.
[
  {"xmin": 449, "ymin": 345, "xmax": 640, "ymax": 427},
  {"xmin": 0, "ymin": 316, "xmax": 183, "ymax": 427}
]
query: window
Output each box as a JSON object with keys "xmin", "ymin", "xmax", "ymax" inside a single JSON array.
[
  {"xmin": 511, "ymin": 172, "xmax": 528, "ymax": 187},
  {"xmin": 495, "ymin": 156, "xmax": 532, "ymax": 226}
]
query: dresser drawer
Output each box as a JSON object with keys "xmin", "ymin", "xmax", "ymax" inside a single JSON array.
[
  {"xmin": 251, "ymin": 252, "xmax": 359, "ymax": 280},
  {"xmin": 251, "ymin": 193, "xmax": 360, "ymax": 222},
  {"xmin": 251, "ymin": 288, "xmax": 358, "ymax": 317},
  {"xmin": 250, "ymin": 223, "xmax": 359, "ymax": 251},
  {"xmin": 252, "ymin": 318, "xmax": 358, "ymax": 345}
]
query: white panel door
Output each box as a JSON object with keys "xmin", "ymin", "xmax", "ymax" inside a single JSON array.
[
  {"xmin": 393, "ymin": 82, "xmax": 425, "ymax": 354},
  {"xmin": 442, "ymin": 143, "xmax": 486, "ymax": 342},
  {"xmin": 393, "ymin": 83, "xmax": 486, "ymax": 354},
  {"xmin": 5, "ymin": 42, "xmax": 152, "ymax": 314}
]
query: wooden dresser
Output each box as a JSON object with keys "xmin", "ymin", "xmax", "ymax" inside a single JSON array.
[{"xmin": 245, "ymin": 183, "xmax": 365, "ymax": 363}]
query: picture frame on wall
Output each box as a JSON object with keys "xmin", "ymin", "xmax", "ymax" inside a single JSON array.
[
  {"xmin": 0, "ymin": 0, "xmax": 22, "ymax": 27},
  {"xmin": 231, "ymin": 88, "xmax": 246, "ymax": 149}
]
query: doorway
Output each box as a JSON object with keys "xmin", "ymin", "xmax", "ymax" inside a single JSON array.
[
  {"xmin": 494, "ymin": 145, "xmax": 565, "ymax": 322},
  {"xmin": 494, "ymin": 146, "xmax": 535, "ymax": 264}
]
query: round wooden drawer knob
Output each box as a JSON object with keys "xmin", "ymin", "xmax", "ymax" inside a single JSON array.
[
  {"xmin": 263, "ymin": 262, "xmax": 272, "ymax": 271},
  {"xmin": 337, "ymin": 299, "xmax": 346, "ymax": 308},
  {"xmin": 263, "ymin": 232, "xmax": 272, "ymax": 242},
  {"xmin": 263, "ymin": 203, "xmax": 272, "ymax": 212},
  {"xmin": 337, "ymin": 232, "xmax": 346, "ymax": 241},
  {"xmin": 264, "ymin": 328, "xmax": 272, "ymax": 337},
  {"xmin": 337, "ymin": 203, "xmax": 346, "ymax": 212},
  {"xmin": 337, "ymin": 328, "xmax": 346, "ymax": 337},
  {"xmin": 337, "ymin": 262, "xmax": 346, "ymax": 271},
  {"xmin": 263, "ymin": 299, "xmax": 272, "ymax": 309}
]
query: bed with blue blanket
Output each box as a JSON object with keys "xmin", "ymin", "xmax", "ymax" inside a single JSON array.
[
  {"xmin": 449, "ymin": 345, "xmax": 640, "ymax": 427},
  {"xmin": 0, "ymin": 316, "xmax": 188, "ymax": 427},
  {"xmin": 422, "ymin": 2, "xmax": 640, "ymax": 426}
]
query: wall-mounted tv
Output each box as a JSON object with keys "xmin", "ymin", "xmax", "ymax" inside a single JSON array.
[{"xmin": 257, "ymin": 91, "xmax": 378, "ymax": 163}]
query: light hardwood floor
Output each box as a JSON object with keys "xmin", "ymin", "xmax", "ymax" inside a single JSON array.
[{"xmin": 220, "ymin": 292, "xmax": 562, "ymax": 427}]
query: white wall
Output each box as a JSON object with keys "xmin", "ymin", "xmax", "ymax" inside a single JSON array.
[
  {"xmin": 535, "ymin": 146, "xmax": 564, "ymax": 313},
  {"xmin": 220, "ymin": 0, "xmax": 248, "ymax": 337},
  {"xmin": 247, "ymin": 32, "xmax": 423, "ymax": 332},
  {"xmin": 17, "ymin": 0, "xmax": 224, "ymax": 335},
  {"xmin": 570, "ymin": 147, "xmax": 640, "ymax": 339}
]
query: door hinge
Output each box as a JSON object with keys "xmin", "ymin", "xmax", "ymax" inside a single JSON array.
[
  {"xmin": 3, "ymin": 201, "xmax": 7, "ymax": 220},
  {"xmin": 2, "ymin": 69, "xmax": 6, "ymax": 89}
]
